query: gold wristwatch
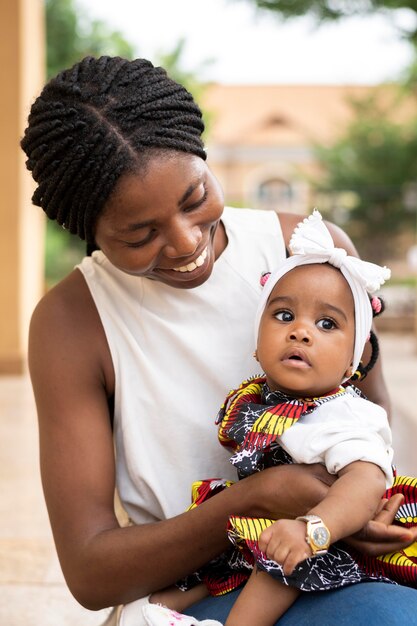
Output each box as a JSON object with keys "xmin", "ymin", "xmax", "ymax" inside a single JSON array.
[{"xmin": 295, "ymin": 515, "xmax": 331, "ymax": 556}]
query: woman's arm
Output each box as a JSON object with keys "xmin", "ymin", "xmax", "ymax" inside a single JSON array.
[
  {"xmin": 32, "ymin": 270, "xmax": 409, "ymax": 610},
  {"xmin": 278, "ymin": 212, "xmax": 391, "ymax": 416},
  {"xmin": 30, "ymin": 272, "xmax": 340, "ymax": 610}
]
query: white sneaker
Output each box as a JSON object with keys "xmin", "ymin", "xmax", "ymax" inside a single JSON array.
[{"xmin": 142, "ymin": 603, "xmax": 223, "ymax": 626}]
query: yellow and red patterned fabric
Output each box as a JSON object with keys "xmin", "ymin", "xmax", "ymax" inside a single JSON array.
[{"xmin": 179, "ymin": 378, "xmax": 417, "ymax": 594}]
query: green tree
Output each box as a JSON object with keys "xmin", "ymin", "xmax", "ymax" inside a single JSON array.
[
  {"xmin": 240, "ymin": 1, "xmax": 417, "ymax": 42},
  {"xmin": 312, "ymin": 92, "xmax": 417, "ymax": 262},
  {"xmin": 239, "ymin": 0, "xmax": 417, "ymax": 262},
  {"xmin": 44, "ymin": 0, "xmax": 136, "ymax": 287},
  {"xmin": 46, "ymin": 0, "xmax": 135, "ymax": 78},
  {"xmin": 43, "ymin": 0, "xmax": 210, "ymax": 287}
]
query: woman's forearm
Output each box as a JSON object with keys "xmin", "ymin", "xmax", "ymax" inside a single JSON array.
[
  {"xmin": 64, "ymin": 482, "xmax": 245, "ymax": 609},
  {"xmin": 65, "ymin": 464, "xmax": 334, "ymax": 610}
]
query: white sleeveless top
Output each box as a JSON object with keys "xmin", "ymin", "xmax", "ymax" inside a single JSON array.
[{"xmin": 77, "ymin": 207, "xmax": 285, "ymax": 524}]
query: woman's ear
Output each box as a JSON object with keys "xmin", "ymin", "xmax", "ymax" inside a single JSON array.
[{"xmin": 253, "ymin": 350, "xmax": 258, "ymax": 361}]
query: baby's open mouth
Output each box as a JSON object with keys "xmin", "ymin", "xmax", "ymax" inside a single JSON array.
[{"xmin": 282, "ymin": 349, "xmax": 311, "ymax": 367}]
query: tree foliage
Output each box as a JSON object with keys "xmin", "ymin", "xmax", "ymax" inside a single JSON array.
[
  {"xmin": 239, "ymin": 0, "xmax": 417, "ymax": 42},
  {"xmin": 313, "ymin": 92, "xmax": 417, "ymax": 261},
  {"xmin": 43, "ymin": 0, "xmax": 210, "ymax": 285},
  {"xmin": 45, "ymin": 0, "xmax": 135, "ymax": 79},
  {"xmin": 44, "ymin": 0, "xmax": 137, "ymax": 287},
  {"xmin": 238, "ymin": 0, "xmax": 417, "ymax": 260}
]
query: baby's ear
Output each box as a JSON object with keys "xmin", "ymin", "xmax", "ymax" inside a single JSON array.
[{"xmin": 344, "ymin": 364, "xmax": 354, "ymax": 380}]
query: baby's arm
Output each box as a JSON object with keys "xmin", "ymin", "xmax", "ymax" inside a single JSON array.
[{"xmin": 259, "ymin": 460, "xmax": 387, "ymax": 575}]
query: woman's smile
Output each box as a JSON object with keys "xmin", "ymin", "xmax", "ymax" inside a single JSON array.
[
  {"xmin": 94, "ymin": 153, "xmax": 227, "ymax": 289},
  {"xmin": 152, "ymin": 241, "xmax": 214, "ymax": 286},
  {"xmin": 172, "ymin": 246, "xmax": 208, "ymax": 272}
]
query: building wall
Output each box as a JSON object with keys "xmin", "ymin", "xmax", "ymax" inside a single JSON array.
[
  {"xmin": 207, "ymin": 144, "xmax": 315, "ymax": 213},
  {"xmin": 202, "ymin": 83, "xmax": 408, "ymax": 215},
  {"xmin": 0, "ymin": 0, "xmax": 45, "ymax": 373}
]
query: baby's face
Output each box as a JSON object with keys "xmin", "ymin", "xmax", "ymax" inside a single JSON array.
[{"xmin": 257, "ymin": 264, "xmax": 355, "ymax": 397}]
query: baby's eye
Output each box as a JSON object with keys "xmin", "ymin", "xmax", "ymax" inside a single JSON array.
[
  {"xmin": 317, "ymin": 318, "xmax": 336, "ymax": 330},
  {"xmin": 275, "ymin": 310, "xmax": 294, "ymax": 322}
]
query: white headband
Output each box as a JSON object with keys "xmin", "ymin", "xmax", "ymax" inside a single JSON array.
[{"xmin": 255, "ymin": 210, "xmax": 391, "ymax": 376}]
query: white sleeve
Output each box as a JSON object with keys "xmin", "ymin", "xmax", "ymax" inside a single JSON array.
[{"xmin": 279, "ymin": 395, "xmax": 394, "ymax": 488}]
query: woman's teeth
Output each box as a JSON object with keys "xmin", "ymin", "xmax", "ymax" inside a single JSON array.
[{"xmin": 172, "ymin": 248, "xmax": 208, "ymax": 272}]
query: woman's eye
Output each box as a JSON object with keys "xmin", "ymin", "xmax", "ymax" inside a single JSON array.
[
  {"xmin": 124, "ymin": 229, "xmax": 156, "ymax": 248},
  {"xmin": 275, "ymin": 310, "xmax": 293, "ymax": 322},
  {"xmin": 317, "ymin": 318, "xmax": 336, "ymax": 330},
  {"xmin": 184, "ymin": 188, "xmax": 208, "ymax": 213}
]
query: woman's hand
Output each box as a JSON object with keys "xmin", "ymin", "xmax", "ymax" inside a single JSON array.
[
  {"xmin": 345, "ymin": 494, "xmax": 417, "ymax": 556},
  {"xmin": 246, "ymin": 466, "xmax": 417, "ymax": 558}
]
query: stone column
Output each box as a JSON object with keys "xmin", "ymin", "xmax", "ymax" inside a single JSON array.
[{"xmin": 0, "ymin": 0, "xmax": 45, "ymax": 374}]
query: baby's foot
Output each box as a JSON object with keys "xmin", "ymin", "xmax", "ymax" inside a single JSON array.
[{"xmin": 142, "ymin": 603, "xmax": 223, "ymax": 626}]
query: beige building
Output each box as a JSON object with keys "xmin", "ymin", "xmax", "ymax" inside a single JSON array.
[{"xmin": 203, "ymin": 83, "xmax": 405, "ymax": 214}]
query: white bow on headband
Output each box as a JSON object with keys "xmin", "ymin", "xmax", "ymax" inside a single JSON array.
[
  {"xmin": 255, "ymin": 209, "xmax": 391, "ymax": 377},
  {"xmin": 289, "ymin": 210, "xmax": 390, "ymax": 294}
]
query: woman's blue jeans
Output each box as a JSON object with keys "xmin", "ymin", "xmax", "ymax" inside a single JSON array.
[{"xmin": 184, "ymin": 582, "xmax": 417, "ymax": 625}]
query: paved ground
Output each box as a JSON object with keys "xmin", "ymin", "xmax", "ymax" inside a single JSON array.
[{"xmin": 1, "ymin": 332, "xmax": 417, "ymax": 625}]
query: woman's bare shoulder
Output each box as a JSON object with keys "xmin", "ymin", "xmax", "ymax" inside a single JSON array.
[
  {"xmin": 30, "ymin": 269, "xmax": 114, "ymax": 396},
  {"xmin": 31, "ymin": 270, "xmax": 101, "ymax": 353},
  {"xmin": 35, "ymin": 268, "xmax": 94, "ymax": 313}
]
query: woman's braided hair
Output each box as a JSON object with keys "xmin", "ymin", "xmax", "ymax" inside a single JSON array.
[{"xmin": 20, "ymin": 56, "xmax": 206, "ymax": 248}]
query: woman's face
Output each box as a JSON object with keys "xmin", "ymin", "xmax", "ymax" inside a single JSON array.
[{"xmin": 94, "ymin": 152, "xmax": 226, "ymax": 289}]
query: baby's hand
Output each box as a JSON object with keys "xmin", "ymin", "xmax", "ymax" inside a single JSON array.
[{"xmin": 258, "ymin": 519, "xmax": 312, "ymax": 575}]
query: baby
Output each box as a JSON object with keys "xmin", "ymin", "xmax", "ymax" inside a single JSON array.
[{"xmin": 143, "ymin": 210, "xmax": 417, "ymax": 626}]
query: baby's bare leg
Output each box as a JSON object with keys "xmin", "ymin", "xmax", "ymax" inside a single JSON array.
[
  {"xmin": 225, "ymin": 568, "xmax": 299, "ymax": 626},
  {"xmin": 150, "ymin": 583, "xmax": 209, "ymax": 612}
]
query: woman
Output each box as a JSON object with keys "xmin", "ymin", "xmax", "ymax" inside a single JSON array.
[{"xmin": 21, "ymin": 56, "xmax": 417, "ymax": 625}]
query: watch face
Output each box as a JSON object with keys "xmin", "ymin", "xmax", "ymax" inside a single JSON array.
[{"xmin": 312, "ymin": 526, "xmax": 330, "ymax": 548}]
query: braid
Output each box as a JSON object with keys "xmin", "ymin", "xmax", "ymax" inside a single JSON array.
[
  {"xmin": 348, "ymin": 295, "xmax": 385, "ymax": 383},
  {"xmin": 20, "ymin": 56, "xmax": 206, "ymax": 246},
  {"xmin": 349, "ymin": 330, "xmax": 380, "ymax": 383}
]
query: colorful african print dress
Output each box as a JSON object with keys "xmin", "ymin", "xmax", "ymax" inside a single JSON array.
[{"xmin": 179, "ymin": 376, "xmax": 417, "ymax": 596}]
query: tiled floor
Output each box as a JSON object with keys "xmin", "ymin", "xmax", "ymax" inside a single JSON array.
[
  {"xmin": 1, "ymin": 332, "xmax": 416, "ymax": 625},
  {"xmin": 379, "ymin": 333, "xmax": 417, "ymax": 476},
  {"xmin": 0, "ymin": 377, "xmax": 111, "ymax": 625}
]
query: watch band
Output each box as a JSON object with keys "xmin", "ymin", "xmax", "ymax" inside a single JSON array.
[{"xmin": 296, "ymin": 515, "xmax": 331, "ymax": 556}]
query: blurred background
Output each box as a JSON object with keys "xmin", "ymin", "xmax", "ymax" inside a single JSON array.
[
  {"xmin": 22, "ymin": 0, "xmax": 417, "ymax": 318},
  {"xmin": 1, "ymin": 1, "xmax": 417, "ymax": 624}
]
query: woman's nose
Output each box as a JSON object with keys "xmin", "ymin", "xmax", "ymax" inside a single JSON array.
[{"xmin": 164, "ymin": 219, "xmax": 202, "ymax": 259}]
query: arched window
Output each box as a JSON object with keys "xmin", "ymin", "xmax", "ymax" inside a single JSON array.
[{"xmin": 257, "ymin": 178, "xmax": 292, "ymax": 211}]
